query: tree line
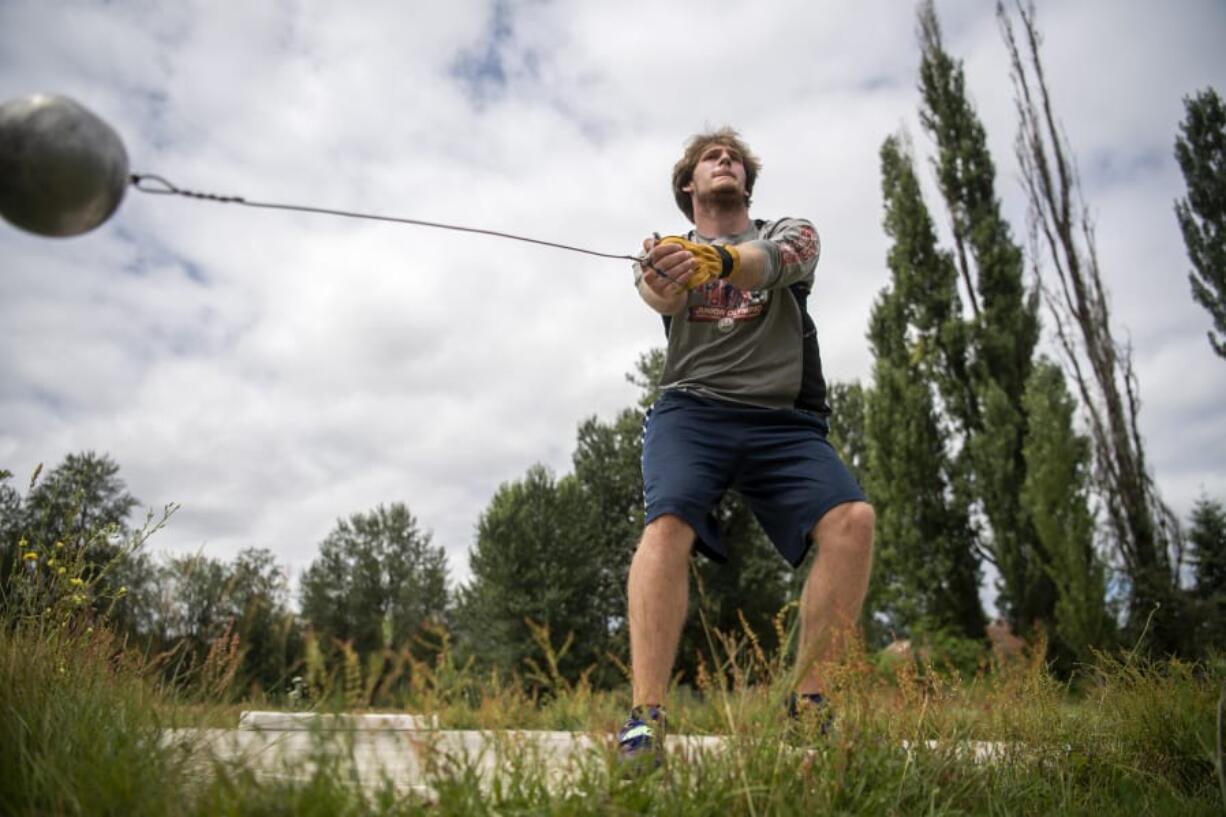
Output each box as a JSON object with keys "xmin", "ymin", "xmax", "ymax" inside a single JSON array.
[
  {"xmin": 0, "ymin": 352, "xmax": 805, "ymax": 696},
  {"xmin": 3, "ymin": 1, "xmax": 1225, "ymax": 696},
  {"xmin": 855, "ymin": 2, "xmax": 1225, "ymax": 669}
]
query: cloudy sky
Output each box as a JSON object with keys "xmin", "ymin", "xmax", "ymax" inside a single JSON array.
[{"xmin": 3, "ymin": 0, "xmax": 1224, "ymax": 599}]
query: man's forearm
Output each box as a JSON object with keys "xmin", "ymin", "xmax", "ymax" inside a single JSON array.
[
  {"xmin": 724, "ymin": 242, "xmax": 771, "ymax": 291},
  {"xmin": 635, "ymin": 237, "xmax": 778, "ymax": 312}
]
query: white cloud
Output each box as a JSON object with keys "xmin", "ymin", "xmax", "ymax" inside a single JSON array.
[{"xmin": 2, "ymin": 0, "xmax": 1224, "ymax": 598}]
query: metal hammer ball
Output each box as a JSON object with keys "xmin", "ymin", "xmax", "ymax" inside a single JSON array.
[{"xmin": 0, "ymin": 93, "xmax": 129, "ymax": 237}]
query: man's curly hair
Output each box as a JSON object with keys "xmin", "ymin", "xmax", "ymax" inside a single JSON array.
[{"xmin": 671, "ymin": 127, "xmax": 762, "ymax": 223}]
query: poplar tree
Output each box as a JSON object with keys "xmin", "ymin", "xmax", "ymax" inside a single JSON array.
[
  {"xmin": 826, "ymin": 381, "xmax": 868, "ymax": 488},
  {"xmin": 1020, "ymin": 358, "xmax": 1114, "ymax": 666},
  {"xmin": 917, "ymin": 0, "xmax": 1051, "ymax": 639},
  {"xmin": 1000, "ymin": 0, "xmax": 1181, "ymax": 652},
  {"xmin": 1174, "ymin": 87, "xmax": 1226, "ymax": 360},
  {"xmin": 867, "ymin": 134, "xmax": 984, "ymax": 641},
  {"xmin": 1187, "ymin": 496, "xmax": 1226, "ymax": 653}
]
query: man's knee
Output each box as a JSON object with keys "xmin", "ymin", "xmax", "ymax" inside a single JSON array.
[
  {"xmin": 639, "ymin": 513, "xmax": 696, "ymax": 554},
  {"xmin": 812, "ymin": 501, "xmax": 875, "ymax": 556}
]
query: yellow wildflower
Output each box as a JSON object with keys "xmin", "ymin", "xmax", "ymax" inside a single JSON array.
[
  {"xmin": 57, "ymin": 567, "xmax": 66, "ymax": 575},
  {"xmin": 71, "ymin": 594, "xmax": 85, "ymax": 605},
  {"xmin": 69, "ymin": 577, "xmax": 84, "ymax": 587},
  {"xmin": 54, "ymin": 541, "xmax": 64, "ymax": 549},
  {"xmin": 23, "ymin": 551, "xmax": 38, "ymax": 561},
  {"xmin": 47, "ymin": 557, "xmax": 56, "ymax": 566}
]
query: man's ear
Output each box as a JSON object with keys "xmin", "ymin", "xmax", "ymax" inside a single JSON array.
[{"xmin": 682, "ymin": 182, "xmax": 693, "ymax": 194}]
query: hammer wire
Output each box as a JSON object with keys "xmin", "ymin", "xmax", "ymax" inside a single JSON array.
[{"xmin": 130, "ymin": 173, "xmax": 651, "ymax": 266}]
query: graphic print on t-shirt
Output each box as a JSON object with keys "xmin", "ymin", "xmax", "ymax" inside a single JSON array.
[{"xmin": 688, "ymin": 281, "xmax": 770, "ymax": 326}]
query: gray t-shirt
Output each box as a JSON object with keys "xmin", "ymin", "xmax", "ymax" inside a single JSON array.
[{"xmin": 636, "ymin": 217, "xmax": 825, "ymax": 411}]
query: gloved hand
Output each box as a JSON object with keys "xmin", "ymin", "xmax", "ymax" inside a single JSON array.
[{"xmin": 656, "ymin": 236, "xmax": 741, "ymax": 289}]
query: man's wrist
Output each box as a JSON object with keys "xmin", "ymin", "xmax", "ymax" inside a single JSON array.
[{"xmin": 715, "ymin": 244, "xmax": 740, "ymax": 279}]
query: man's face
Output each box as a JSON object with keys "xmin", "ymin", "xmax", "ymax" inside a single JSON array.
[{"xmin": 685, "ymin": 142, "xmax": 748, "ymax": 207}]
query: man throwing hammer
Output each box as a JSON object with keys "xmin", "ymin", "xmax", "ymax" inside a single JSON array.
[{"xmin": 620, "ymin": 127, "xmax": 875, "ymax": 763}]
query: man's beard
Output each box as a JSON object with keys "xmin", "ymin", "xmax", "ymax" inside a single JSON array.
[{"xmin": 696, "ymin": 186, "xmax": 747, "ymax": 214}]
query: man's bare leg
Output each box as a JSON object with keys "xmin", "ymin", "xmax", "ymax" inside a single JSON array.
[
  {"xmin": 795, "ymin": 501, "xmax": 875, "ymax": 695},
  {"xmin": 627, "ymin": 514, "xmax": 695, "ymax": 707}
]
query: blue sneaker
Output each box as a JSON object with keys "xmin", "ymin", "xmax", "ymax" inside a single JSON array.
[
  {"xmin": 617, "ymin": 705, "xmax": 665, "ymax": 771},
  {"xmin": 787, "ymin": 692, "xmax": 834, "ymax": 737}
]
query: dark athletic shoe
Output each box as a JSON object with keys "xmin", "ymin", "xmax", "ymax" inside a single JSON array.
[
  {"xmin": 787, "ymin": 691, "xmax": 834, "ymax": 737},
  {"xmin": 617, "ymin": 705, "xmax": 665, "ymax": 772}
]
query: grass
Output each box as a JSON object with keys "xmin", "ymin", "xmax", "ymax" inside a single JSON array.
[
  {"xmin": 2, "ymin": 513, "xmax": 1222, "ymax": 815},
  {"xmin": 2, "ymin": 611, "xmax": 1224, "ymax": 816}
]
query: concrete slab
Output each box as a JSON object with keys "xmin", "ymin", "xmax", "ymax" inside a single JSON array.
[
  {"xmin": 900, "ymin": 739, "xmax": 1020, "ymax": 764},
  {"xmin": 163, "ymin": 711, "xmax": 1017, "ymax": 799},
  {"xmin": 238, "ymin": 711, "xmax": 439, "ymax": 731},
  {"xmin": 164, "ymin": 720, "xmax": 724, "ymax": 798}
]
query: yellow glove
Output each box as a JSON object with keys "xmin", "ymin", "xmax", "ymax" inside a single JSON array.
[{"xmin": 657, "ymin": 236, "xmax": 741, "ymax": 289}]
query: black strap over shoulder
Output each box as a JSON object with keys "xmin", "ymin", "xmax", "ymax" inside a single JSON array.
[{"xmin": 786, "ymin": 279, "xmax": 829, "ymax": 416}]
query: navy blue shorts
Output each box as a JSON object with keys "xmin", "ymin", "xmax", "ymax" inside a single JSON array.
[{"xmin": 642, "ymin": 389, "xmax": 866, "ymax": 567}]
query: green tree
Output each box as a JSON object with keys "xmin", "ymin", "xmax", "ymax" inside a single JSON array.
[
  {"xmin": 627, "ymin": 348, "xmax": 667, "ymax": 409},
  {"xmin": 0, "ymin": 470, "xmax": 24, "ymax": 607},
  {"xmin": 300, "ymin": 503, "xmax": 448, "ymax": 658},
  {"xmin": 106, "ymin": 548, "xmax": 162, "ymax": 643},
  {"xmin": 918, "ymin": 0, "xmax": 1049, "ymax": 640},
  {"xmin": 826, "ymin": 381, "xmax": 868, "ymax": 487},
  {"xmin": 1021, "ymin": 358, "xmax": 1114, "ymax": 667},
  {"xmin": 1174, "ymin": 87, "xmax": 1226, "ymax": 359},
  {"xmin": 21, "ymin": 453, "xmax": 138, "ymax": 551},
  {"xmin": 866, "ymin": 134, "xmax": 985, "ymax": 642},
  {"xmin": 228, "ymin": 548, "xmax": 301, "ymax": 693},
  {"xmin": 0, "ymin": 454, "xmax": 154, "ymax": 631},
  {"xmin": 454, "ymin": 465, "xmax": 607, "ymax": 683},
  {"xmin": 157, "ymin": 552, "xmax": 233, "ymax": 657},
  {"xmin": 153, "ymin": 548, "xmax": 300, "ymax": 693},
  {"xmin": 569, "ymin": 406, "xmax": 647, "ymax": 684},
  {"xmin": 1187, "ymin": 496, "xmax": 1226, "ymax": 652}
]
